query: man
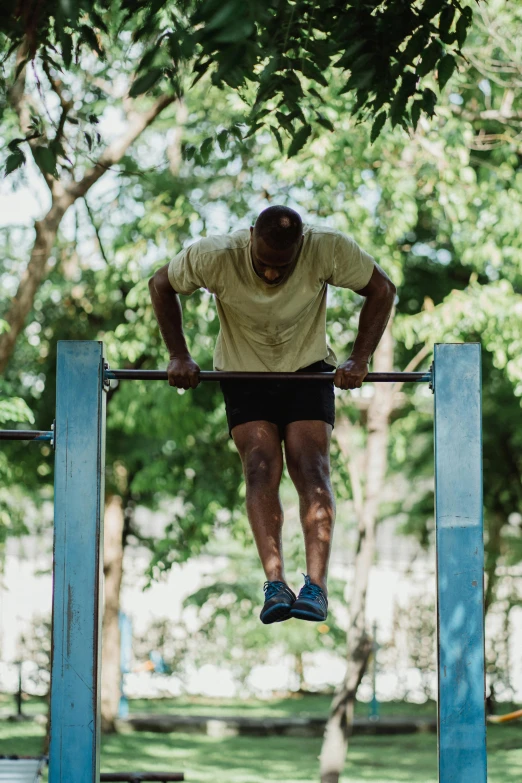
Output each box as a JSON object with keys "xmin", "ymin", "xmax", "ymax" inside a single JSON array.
[{"xmin": 149, "ymin": 205, "xmax": 395, "ymax": 624}]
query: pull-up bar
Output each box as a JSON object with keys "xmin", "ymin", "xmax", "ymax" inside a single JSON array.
[
  {"xmin": 0, "ymin": 430, "xmax": 53, "ymax": 441},
  {"xmin": 0, "ymin": 369, "xmax": 430, "ymax": 444},
  {"xmin": 0, "ymin": 341, "xmax": 486, "ymax": 783},
  {"xmin": 105, "ymin": 369, "xmax": 432, "ymax": 383}
]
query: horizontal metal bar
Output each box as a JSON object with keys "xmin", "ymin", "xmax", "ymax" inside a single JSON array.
[
  {"xmin": 106, "ymin": 369, "xmax": 431, "ymax": 383},
  {"xmin": 99, "ymin": 775, "xmax": 184, "ymax": 782},
  {"xmin": 0, "ymin": 430, "xmax": 53, "ymax": 441}
]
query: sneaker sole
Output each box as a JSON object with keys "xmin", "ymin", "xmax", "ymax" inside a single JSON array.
[
  {"xmin": 290, "ymin": 608, "xmax": 327, "ymax": 622},
  {"xmin": 260, "ymin": 602, "xmax": 293, "ymax": 624}
]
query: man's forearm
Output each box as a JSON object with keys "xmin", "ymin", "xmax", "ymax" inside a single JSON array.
[
  {"xmin": 149, "ymin": 268, "xmax": 191, "ymax": 359},
  {"xmin": 349, "ymin": 286, "xmax": 395, "ymax": 364}
]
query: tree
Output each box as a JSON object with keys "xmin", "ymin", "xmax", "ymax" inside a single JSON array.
[
  {"xmin": 2, "ymin": 0, "xmax": 521, "ymax": 760},
  {"xmin": 1, "ymin": 1, "xmax": 474, "ymax": 159},
  {"xmin": 320, "ymin": 320, "xmax": 397, "ymax": 782}
]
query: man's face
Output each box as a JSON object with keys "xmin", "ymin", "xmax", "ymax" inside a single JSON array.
[{"xmin": 250, "ymin": 227, "xmax": 302, "ymax": 285}]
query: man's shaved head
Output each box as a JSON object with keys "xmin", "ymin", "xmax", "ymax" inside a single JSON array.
[{"xmin": 253, "ymin": 205, "xmax": 303, "ymax": 250}]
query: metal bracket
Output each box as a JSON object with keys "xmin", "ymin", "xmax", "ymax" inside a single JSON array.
[
  {"xmin": 103, "ymin": 361, "xmax": 111, "ymax": 392},
  {"xmin": 50, "ymin": 420, "xmax": 55, "ymax": 449},
  {"xmin": 429, "ymin": 362, "xmax": 434, "ymax": 394}
]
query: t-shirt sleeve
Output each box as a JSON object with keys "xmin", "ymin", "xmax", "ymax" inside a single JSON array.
[
  {"xmin": 167, "ymin": 241, "xmax": 217, "ymax": 295},
  {"xmin": 327, "ymin": 231, "xmax": 375, "ymax": 291}
]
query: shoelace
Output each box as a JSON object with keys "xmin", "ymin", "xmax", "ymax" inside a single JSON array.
[
  {"xmin": 263, "ymin": 580, "xmax": 289, "ymax": 601},
  {"xmin": 299, "ymin": 574, "xmax": 327, "ymax": 607}
]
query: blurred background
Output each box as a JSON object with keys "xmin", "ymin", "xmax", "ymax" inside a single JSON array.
[{"xmin": 1, "ymin": 1, "xmax": 521, "ymax": 781}]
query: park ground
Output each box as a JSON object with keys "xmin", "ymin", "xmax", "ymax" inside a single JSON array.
[{"xmin": 0, "ymin": 695, "xmax": 520, "ymax": 782}]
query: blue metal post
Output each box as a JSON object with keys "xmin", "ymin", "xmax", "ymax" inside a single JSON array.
[
  {"xmin": 434, "ymin": 343, "xmax": 487, "ymax": 783},
  {"xmin": 49, "ymin": 341, "xmax": 106, "ymax": 783}
]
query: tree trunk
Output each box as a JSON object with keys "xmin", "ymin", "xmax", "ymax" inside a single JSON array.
[
  {"xmin": 319, "ymin": 318, "xmax": 395, "ymax": 783},
  {"xmin": 101, "ymin": 494, "xmax": 125, "ymax": 734}
]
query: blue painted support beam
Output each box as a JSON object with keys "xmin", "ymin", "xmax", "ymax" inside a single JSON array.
[
  {"xmin": 434, "ymin": 343, "xmax": 487, "ymax": 783},
  {"xmin": 49, "ymin": 341, "xmax": 106, "ymax": 783}
]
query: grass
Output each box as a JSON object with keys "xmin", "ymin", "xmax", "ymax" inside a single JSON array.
[
  {"xmin": 125, "ymin": 694, "xmax": 438, "ymax": 720},
  {"xmin": 0, "ymin": 698, "xmax": 520, "ymax": 782}
]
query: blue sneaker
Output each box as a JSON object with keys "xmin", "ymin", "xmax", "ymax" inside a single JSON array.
[
  {"xmin": 290, "ymin": 574, "xmax": 328, "ymax": 622},
  {"xmin": 260, "ymin": 581, "xmax": 296, "ymax": 624}
]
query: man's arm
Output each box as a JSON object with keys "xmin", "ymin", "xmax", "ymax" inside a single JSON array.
[
  {"xmin": 334, "ymin": 263, "xmax": 396, "ymax": 390},
  {"xmin": 148, "ymin": 263, "xmax": 201, "ymax": 388}
]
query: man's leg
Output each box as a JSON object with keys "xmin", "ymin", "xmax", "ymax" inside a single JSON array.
[
  {"xmin": 232, "ymin": 420, "xmax": 287, "ymax": 583},
  {"xmin": 284, "ymin": 420, "xmax": 335, "ymax": 594}
]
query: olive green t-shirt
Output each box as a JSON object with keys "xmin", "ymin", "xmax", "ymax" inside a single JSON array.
[{"xmin": 167, "ymin": 224, "xmax": 375, "ymax": 372}]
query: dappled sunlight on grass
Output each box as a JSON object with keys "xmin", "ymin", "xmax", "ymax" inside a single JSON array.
[{"xmin": 0, "ymin": 717, "xmax": 520, "ymax": 782}]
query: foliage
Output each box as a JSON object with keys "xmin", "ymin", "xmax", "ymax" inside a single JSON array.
[
  {"xmin": 0, "ymin": 0, "xmax": 521, "ymax": 632},
  {"xmin": 0, "ymin": 0, "xmax": 476, "ymax": 176}
]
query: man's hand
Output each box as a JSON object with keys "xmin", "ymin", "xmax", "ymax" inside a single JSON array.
[
  {"xmin": 334, "ymin": 357, "xmax": 369, "ymax": 390},
  {"xmin": 167, "ymin": 355, "xmax": 201, "ymax": 389}
]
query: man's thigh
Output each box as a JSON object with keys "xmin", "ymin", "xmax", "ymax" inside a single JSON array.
[
  {"xmin": 232, "ymin": 420, "xmax": 283, "ymax": 473},
  {"xmin": 284, "ymin": 420, "xmax": 332, "ymax": 460},
  {"xmin": 283, "ymin": 420, "xmax": 333, "ymax": 485}
]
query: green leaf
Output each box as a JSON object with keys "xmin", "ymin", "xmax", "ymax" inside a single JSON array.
[
  {"xmin": 411, "ymin": 99, "xmax": 423, "ymax": 130},
  {"xmin": 4, "ymin": 150, "xmax": 25, "ymax": 176},
  {"xmin": 182, "ymin": 144, "xmax": 196, "ymax": 161},
  {"xmin": 439, "ymin": 6, "xmax": 456, "ymax": 44},
  {"xmin": 316, "ymin": 113, "xmax": 334, "ymax": 132},
  {"xmin": 270, "ymin": 126, "xmax": 284, "ymax": 153},
  {"xmin": 416, "ymin": 39, "xmax": 444, "ymax": 77},
  {"xmin": 456, "ymin": 8, "xmax": 472, "ymax": 49},
  {"xmin": 129, "ymin": 68, "xmax": 164, "ymax": 98},
  {"xmin": 370, "ymin": 112, "xmax": 386, "ymax": 144},
  {"xmin": 276, "ymin": 111, "xmax": 294, "ymax": 133},
  {"xmin": 402, "ymin": 31, "xmax": 430, "ymax": 65},
  {"xmin": 437, "ymin": 54, "xmax": 456, "ymax": 91},
  {"xmin": 390, "ymin": 90, "xmax": 409, "ymax": 128},
  {"xmin": 78, "ymin": 25, "xmax": 104, "ymax": 58},
  {"xmin": 33, "ymin": 146, "xmax": 57, "ymax": 176},
  {"xmin": 217, "ymin": 130, "xmax": 229, "ymax": 153},
  {"xmin": 340, "ymin": 68, "xmax": 375, "ymax": 94},
  {"xmin": 213, "ymin": 21, "xmax": 255, "ymax": 44},
  {"xmin": 334, "ymin": 39, "xmax": 366, "ymax": 69},
  {"xmin": 137, "ymin": 44, "xmax": 161, "ymax": 74},
  {"xmin": 422, "ymin": 87, "xmax": 437, "ymax": 117},
  {"xmin": 90, "ymin": 9, "xmax": 109, "ymax": 34},
  {"xmin": 7, "ymin": 138, "xmax": 26, "ymax": 151},
  {"xmin": 300, "ymin": 60, "xmax": 328, "ymax": 88},
  {"xmin": 421, "ymin": 0, "xmax": 445, "ymax": 20},
  {"xmin": 59, "ymin": 31, "xmax": 73, "ymax": 69},
  {"xmin": 50, "ymin": 139, "xmax": 66, "ymax": 160},
  {"xmin": 200, "ymin": 136, "xmax": 214, "ymax": 163},
  {"xmin": 308, "ymin": 87, "xmax": 325, "ymax": 103},
  {"xmin": 229, "ymin": 125, "xmax": 243, "ymax": 141},
  {"xmin": 287, "ymin": 124, "xmax": 312, "ymax": 158}
]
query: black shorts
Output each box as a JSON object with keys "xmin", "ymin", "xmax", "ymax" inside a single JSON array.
[{"xmin": 219, "ymin": 359, "xmax": 336, "ymax": 439}]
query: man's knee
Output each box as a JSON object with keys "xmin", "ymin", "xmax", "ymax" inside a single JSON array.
[
  {"xmin": 286, "ymin": 452, "xmax": 331, "ymax": 494},
  {"xmin": 243, "ymin": 450, "xmax": 282, "ymax": 487}
]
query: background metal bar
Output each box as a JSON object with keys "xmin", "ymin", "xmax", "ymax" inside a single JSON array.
[
  {"xmin": 0, "ymin": 430, "xmax": 53, "ymax": 441},
  {"xmin": 99, "ymin": 774, "xmax": 184, "ymax": 782},
  {"xmin": 106, "ymin": 369, "xmax": 431, "ymax": 383},
  {"xmin": 49, "ymin": 341, "xmax": 106, "ymax": 783},
  {"xmin": 434, "ymin": 343, "xmax": 486, "ymax": 783}
]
